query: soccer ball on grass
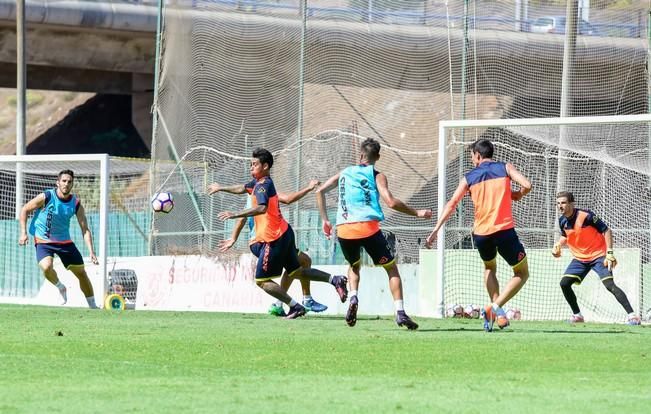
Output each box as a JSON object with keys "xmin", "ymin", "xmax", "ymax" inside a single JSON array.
[{"xmin": 446, "ymin": 304, "xmax": 464, "ymax": 318}]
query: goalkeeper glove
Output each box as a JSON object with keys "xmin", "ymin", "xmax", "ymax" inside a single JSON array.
[
  {"xmin": 551, "ymin": 242, "xmax": 562, "ymax": 258},
  {"xmin": 604, "ymin": 250, "xmax": 617, "ymax": 271}
]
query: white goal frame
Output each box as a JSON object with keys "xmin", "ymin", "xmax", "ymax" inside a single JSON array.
[
  {"xmin": 436, "ymin": 114, "xmax": 651, "ymax": 318},
  {"xmin": 0, "ymin": 153, "xmax": 110, "ymax": 301}
]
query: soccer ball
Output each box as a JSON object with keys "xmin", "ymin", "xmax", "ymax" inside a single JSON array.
[
  {"xmin": 506, "ymin": 307, "xmax": 522, "ymax": 320},
  {"xmin": 464, "ymin": 304, "xmax": 481, "ymax": 319},
  {"xmin": 152, "ymin": 192, "xmax": 174, "ymax": 213},
  {"xmin": 446, "ymin": 304, "xmax": 464, "ymax": 318}
]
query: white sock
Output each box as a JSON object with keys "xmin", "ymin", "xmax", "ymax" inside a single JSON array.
[
  {"xmin": 303, "ymin": 295, "xmax": 313, "ymax": 302},
  {"xmin": 394, "ymin": 300, "xmax": 404, "ymax": 312},
  {"xmin": 329, "ymin": 275, "xmax": 335, "ymax": 283},
  {"xmin": 492, "ymin": 302, "xmax": 506, "ymax": 315},
  {"xmin": 574, "ymin": 312, "xmax": 583, "ymax": 317},
  {"xmin": 349, "ymin": 290, "xmax": 358, "ymax": 298},
  {"xmin": 274, "ymin": 300, "xmax": 283, "ymax": 307},
  {"xmin": 86, "ymin": 296, "xmax": 97, "ymax": 309},
  {"xmin": 55, "ymin": 282, "xmax": 67, "ymax": 304},
  {"xmin": 289, "ymin": 299, "xmax": 297, "ymax": 307},
  {"xmin": 628, "ymin": 312, "xmax": 636, "ymax": 317}
]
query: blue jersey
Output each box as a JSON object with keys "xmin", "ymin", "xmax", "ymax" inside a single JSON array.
[
  {"xmin": 245, "ymin": 196, "xmax": 256, "ymax": 241},
  {"xmin": 29, "ymin": 189, "xmax": 80, "ymax": 243},
  {"xmin": 336, "ymin": 164, "xmax": 384, "ymax": 226}
]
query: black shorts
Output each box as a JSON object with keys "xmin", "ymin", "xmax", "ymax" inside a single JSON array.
[
  {"xmin": 472, "ymin": 228, "xmax": 526, "ymax": 267},
  {"xmin": 249, "ymin": 226, "xmax": 300, "ymax": 281},
  {"xmin": 564, "ymin": 257, "xmax": 612, "ymax": 283},
  {"xmin": 35, "ymin": 243, "xmax": 84, "ymax": 269},
  {"xmin": 338, "ymin": 230, "xmax": 395, "ymax": 267}
]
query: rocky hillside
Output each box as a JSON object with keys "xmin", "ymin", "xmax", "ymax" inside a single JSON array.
[{"xmin": 0, "ymin": 89, "xmax": 94, "ymax": 155}]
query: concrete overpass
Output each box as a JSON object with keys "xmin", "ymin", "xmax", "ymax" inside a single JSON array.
[{"xmin": 0, "ymin": 1, "xmax": 647, "ymax": 143}]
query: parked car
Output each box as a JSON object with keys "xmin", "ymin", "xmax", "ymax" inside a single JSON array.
[{"xmin": 530, "ymin": 16, "xmax": 602, "ymax": 36}]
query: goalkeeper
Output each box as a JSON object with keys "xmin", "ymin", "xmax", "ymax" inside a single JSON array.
[{"xmin": 552, "ymin": 191, "xmax": 641, "ymax": 325}]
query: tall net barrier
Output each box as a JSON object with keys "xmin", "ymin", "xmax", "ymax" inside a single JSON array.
[
  {"xmin": 151, "ymin": 0, "xmax": 648, "ymax": 264},
  {"xmin": 0, "ymin": 156, "xmax": 155, "ymax": 300},
  {"xmin": 440, "ymin": 116, "xmax": 650, "ymax": 322}
]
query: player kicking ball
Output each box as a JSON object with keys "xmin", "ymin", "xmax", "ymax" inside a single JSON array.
[
  {"xmin": 211, "ymin": 179, "xmax": 328, "ymax": 316},
  {"xmin": 552, "ymin": 191, "xmax": 641, "ymax": 325},
  {"xmin": 214, "ymin": 148, "xmax": 347, "ymax": 319}
]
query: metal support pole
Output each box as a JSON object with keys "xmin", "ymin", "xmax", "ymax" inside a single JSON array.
[
  {"xmin": 458, "ymin": 0, "xmax": 470, "ymax": 231},
  {"xmin": 148, "ymin": 0, "xmax": 165, "ymax": 254},
  {"xmin": 16, "ymin": 0, "xmax": 26, "ymax": 219},
  {"xmin": 436, "ymin": 123, "xmax": 447, "ymax": 318},
  {"xmin": 557, "ymin": 0, "xmax": 579, "ymax": 193},
  {"xmin": 295, "ymin": 0, "xmax": 307, "ymax": 232}
]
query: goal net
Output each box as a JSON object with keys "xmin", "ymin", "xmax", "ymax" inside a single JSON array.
[
  {"xmin": 0, "ymin": 155, "xmax": 154, "ymax": 307},
  {"xmin": 149, "ymin": 1, "xmax": 443, "ymax": 261},
  {"xmin": 437, "ymin": 115, "xmax": 651, "ymax": 323}
]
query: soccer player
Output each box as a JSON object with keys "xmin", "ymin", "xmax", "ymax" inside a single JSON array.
[
  {"xmin": 212, "ymin": 179, "xmax": 329, "ymax": 316},
  {"xmin": 552, "ymin": 191, "xmax": 641, "ymax": 325},
  {"xmin": 214, "ymin": 148, "xmax": 348, "ymax": 319},
  {"xmin": 425, "ymin": 139, "xmax": 531, "ymax": 332},
  {"xmin": 315, "ymin": 138, "xmax": 432, "ymax": 330},
  {"xmin": 18, "ymin": 170, "xmax": 99, "ymax": 309}
]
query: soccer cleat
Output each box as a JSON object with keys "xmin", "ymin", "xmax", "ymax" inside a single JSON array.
[
  {"xmin": 568, "ymin": 314, "xmax": 585, "ymax": 324},
  {"xmin": 285, "ymin": 304, "xmax": 307, "ymax": 320},
  {"xmin": 345, "ymin": 295, "xmax": 359, "ymax": 327},
  {"xmin": 626, "ymin": 315, "xmax": 641, "ymax": 326},
  {"xmin": 268, "ymin": 303, "xmax": 286, "ymax": 317},
  {"xmin": 303, "ymin": 298, "xmax": 328, "ymax": 313},
  {"xmin": 331, "ymin": 275, "xmax": 348, "ymax": 303},
  {"xmin": 497, "ymin": 315, "xmax": 510, "ymax": 330},
  {"xmin": 59, "ymin": 286, "xmax": 68, "ymax": 305},
  {"xmin": 482, "ymin": 305, "xmax": 496, "ymax": 332},
  {"xmin": 395, "ymin": 310, "xmax": 419, "ymax": 330}
]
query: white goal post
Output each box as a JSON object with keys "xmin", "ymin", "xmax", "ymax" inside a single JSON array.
[
  {"xmin": 0, "ymin": 154, "xmax": 109, "ymax": 303},
  {"xmin": 436, "ymin": 114, "xmax": 651, "ymax": 322}
]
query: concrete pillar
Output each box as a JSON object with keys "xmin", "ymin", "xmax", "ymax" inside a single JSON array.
[{"xmin": 132, "ymin": 73, "xmax": 154, "ymax": 152}]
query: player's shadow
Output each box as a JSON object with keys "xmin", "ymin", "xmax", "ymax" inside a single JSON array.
[{"xmin": 521, "ymin": 328, "xmax": 634, "ymax": 334}]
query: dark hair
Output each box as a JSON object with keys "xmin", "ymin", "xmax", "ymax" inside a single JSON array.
[
  {"xmin": 468, "ymin": 139, "xmax": 494, "ymax": 159},
  {"xmin": 556, "ymin": 191, "xmax": 575, "ymax": 203},
  {"xmin": 360, "ymin": 138, "xmax": 380, "ymax": 161},
  {"xmin": 252, "ymin": 148, "xmax": 273, "ymax": 169},
  {"xmin": 58, "ymin": 169, "xmax": 74, "ymax": 179}
]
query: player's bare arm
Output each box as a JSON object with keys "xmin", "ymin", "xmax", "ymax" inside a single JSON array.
[
  {"xmin": 218, "ymin": 204, "xmax": 267, "ymax": 221},
  {"xmin": 376, "ymin": 173, "xmax": 431, "ymax": 218},
  {"xmin": 76, "ymin": 203, "xmax": 99, "ymax": 265},
  {"xmin": 506, "ymin": 163, "xmax": 532, "ymax": 201},
  {"xmin": 603, "ymin": 228, "xmax": 617, "ymax": 270},
  {"xmin": 18, "ymin": 193, "xmax": 46, "ymax": 246},
  {"xmin": 278, "ymin": 179, "xmax": 320, "ymax": 204},
  {"xmin": 219, "ymin": 217, "xmax": 247, "ymax": 252},
  {"xmin": 207, "ymin": 183, "xmax": 247, "ymax": 195},
  {"xmin": 425, "ymin": 178, "xmax": 469, "ymax": 248},
  {"xmin": 315, "ymin": 173, "xmax": 339, "ymax": 238}
]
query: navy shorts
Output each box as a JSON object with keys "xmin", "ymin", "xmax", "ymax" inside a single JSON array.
[
  {"xmin": 249, "ymin": 226, "xmax": 300, "ymax": 281},
  {"xmin": 35, "ymin": 243, "xmax": 84, "ymax": 269},
  {"xmin": 472, "ymin": 228, "xmax": 526, "ymax": 267},
  {"xmin": 338, "ymin": 230, "xmax": 395, "ymax": 267},
  {"xmin": 564, "ymin": 257, "xmax": 611, "ymax": 283}
]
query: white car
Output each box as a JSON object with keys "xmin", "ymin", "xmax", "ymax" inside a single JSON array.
[{"xmin": 530, "ymin": 16, "xmax": 601, "ymax": 36}]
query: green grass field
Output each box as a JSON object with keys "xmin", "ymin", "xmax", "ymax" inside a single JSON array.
[{"xmin": 1, "ymin": 304, "xmax": 649, "ymax": 414}]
